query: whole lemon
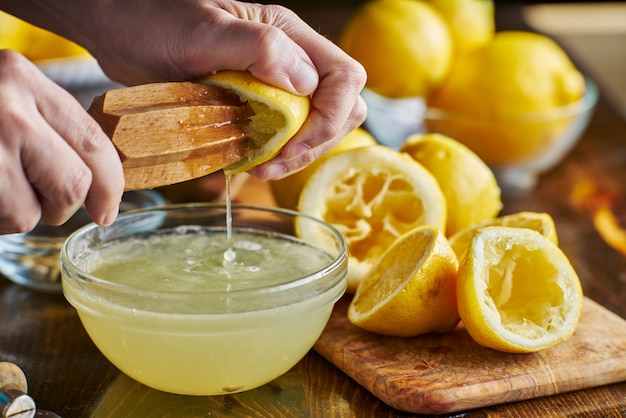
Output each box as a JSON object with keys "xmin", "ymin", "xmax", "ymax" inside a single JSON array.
[
  {"xmin": 426, "ymin": 31, "xmax": 586, "ymax": 164},
  {"xmin": 426, "ymin": 0, "xmax": 495, "ymax": 55},
  {"xmin": 340, "ymin": 0, "xmax": 454, "ymax": 98},
  {"xmin": 401, "ymin": 133, "xmax": 502, "ymax": 237}
]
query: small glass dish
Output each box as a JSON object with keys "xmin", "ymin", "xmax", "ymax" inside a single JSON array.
[
  {"xmin": 424, "ymin": 77, "xmax": 599, "ymax": 193},
  {"xmin": 0, "ymin": 189, "xmax": 165, "ymax": 292},
  {"xmin": 60, "ymin": 203, "xmax": 347, "ymax": 395}
]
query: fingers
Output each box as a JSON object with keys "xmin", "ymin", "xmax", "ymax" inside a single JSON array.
[
  {"xmin": 175, "ymin": 3, "xmax": 320, "ymax": 96},
  {"xmin": 0, "ymin": 51, "xmax": 124, "ymax": 233},
  {"xmin": 222, "ymin": 4, "xmax": 321, "ymax": 96},
  {"xmin": 251, "ymin": 95, "xmax": 368, "ymax": 180},
  {"xmin": 246, "ymin": 7, "xmax": 368, "ymax": 180},
  {"xmin": 0, "ymin": 147, "xmax": 41, "ymax": 234},
  {"xmin": 84, "ymin": 0, "xmax": 367, "ymax": 180},
  {"xmin": 36, "ymin": 81, "xmax": 125, "ymax": 226},
  {"xmin": 188, "ymin": 3, "xmax": 368, "ymax": 180},
  {"xmin": 16, "ymin": 118, "xmax": 93, "ymax": 226}
]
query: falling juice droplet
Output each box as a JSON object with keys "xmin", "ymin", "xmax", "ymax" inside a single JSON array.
[
  {"xmin": 224, "ymin": 172, "xmax": 235, "ymax": 265},
  {"xmin": 225, "ymin": 172, "xmax": 233, "ymax": 241}
]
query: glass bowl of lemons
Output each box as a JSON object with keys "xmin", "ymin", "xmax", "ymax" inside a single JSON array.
[
  {"xmin": 60, "ymin": 203, "xmax": 348, "ymax": 395},
  {"xmin": 421, "ymin": 31, "xmax": 599, "ymax": 194},
  {"xmin": 424, "ymin": 76, "xmax": 598, "ymax": 193}
]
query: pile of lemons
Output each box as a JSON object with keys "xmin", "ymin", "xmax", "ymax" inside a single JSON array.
[
  {"xmin": 0, "ymin": 11, "xmax": 89, "ymax": 62},
  {"xmin": 263, "ymin": 0, "xmax": 586, "ymax": 353},
  {"xmin": 284, "ymin": 130, "xmax": 582, "ymax": 353},
  {"xmin": 340, "ymin": 0, "xmax": 495, "ymax": 99},
  {"xmin": 340, "ymin": 0, "xmax": 586, "ymax": 166}
]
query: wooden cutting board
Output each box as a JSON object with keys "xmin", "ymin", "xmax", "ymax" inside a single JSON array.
[{"xmin": 314, "ymin": 296, "xmax": 626, "ymax": 415}]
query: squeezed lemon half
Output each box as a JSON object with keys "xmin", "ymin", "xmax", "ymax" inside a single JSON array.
[
  {"xmin": 457, "ymin": 226, "xmax": 583, "ymax": 353},
  {"xmin": 297, "ymin": 145, "xmax": 447, "ymax": 293},
  {"xmin": 200, "ymin": 70, "xmax": 310, "ymax": 174}
]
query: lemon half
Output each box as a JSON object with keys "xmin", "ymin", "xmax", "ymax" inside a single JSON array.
[
  {"xmin": 297, "ymin": 145, "xmax": 447, "ymax": 293},
  {"xmin": 348, "ymin": 225, "xmax": 459, "ymax": 336},
  {"xmin": 449, "ymin": 211, "xmax": 559, "ymax": 260},
  {"xmin": 201, "ymin": 70, "xmax": 310, "ymax": 174},
  {"xmin": 271, "ymin": 127, "xmax": 376, "ymax": 210},
  {"xmin": 457, "ymin": 226, "xmax": 583, "ymax": 353}
]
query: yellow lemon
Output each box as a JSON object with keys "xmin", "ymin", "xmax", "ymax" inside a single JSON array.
[
  {"xmin": 200, "ymin": 70, "xmax": 310, "ymax": 174},
  {"xmin": 457, "ymin": 226, "xmax": 583, "ymax": 353},
  {"xmin": 0, "ymin": 11, "xmax": 28, "ymax": 52},
  {"xmin": 427, "ymin": 0, "xmax": 495, "ymax": 55},
  {"xmin": 24, "ymin": 25, "xmax": 89, "ymax": 61},
  {"xmin": 340, "ymin": 0, "xmax": 453, "ymax": 98},
  {"xmin": 0, "ymin": 11, "xmax": 89, "ymax": 61},
  {"xmin": 297, "ymin": 145, "xmax": 447, "ymax": 293},
  {"xmin": 426, "ymin": 31, "xmax": 586, "ymax": 164},
  {"xmin": 449, "ymin": 211, "xmax": 558, "ymax": 260},
  {"xmin": 348, "ymin": 225, "xmax": 459, "ymax": 336},
  {"xmin": 270, "ymin": 127, "xmax": 376, "ymax": 210},
  {"xmin": 401, "ymin": 133, "xmax": 502, "ymax": 236}
]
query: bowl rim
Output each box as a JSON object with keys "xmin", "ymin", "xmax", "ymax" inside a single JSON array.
[
  {"xmin": 61, "ymin": 202, "xmax": 348, "ymax": 312},
  {"xmin": 425, "ymin": 76, "xmax": 599, "ymax": 122}
]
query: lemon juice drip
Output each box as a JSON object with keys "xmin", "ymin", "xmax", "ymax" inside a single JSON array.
[
  {"xmin": 225, "ymin": 173, "xmax": 233, "ymax": 241},
  {"xmin": 223, "ymin": 172, "xmax": 237, "ymax": 264}
]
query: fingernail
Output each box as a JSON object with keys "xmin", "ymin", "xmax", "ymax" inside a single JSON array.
[
  {"xmin": 101, "ymin": 208, "xmax": 119, "ymax": 226},
  {"xmin": 291, "ymin": 61, "xmax": 319, "ymax": 95}
]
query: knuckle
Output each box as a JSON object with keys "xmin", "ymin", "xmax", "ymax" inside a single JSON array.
[
  {"xmin": 72, "ymin": 119, "xmax": 110, "ymax": 155},
  {"xmin": 0, "ymin": 50, "xmax": 40, "ymax": 89},
  {"xmin": 317, "ymin": 121, "xmax": 341, "ymax": 143},
  {"xmin": 63, "ymin": 166, "xmax": 93, "ymax": 207},
  {"xmin": 0, "ymin": 49, "xmax": 26, "ymax": 75},
  {"xmin": 336, "ymin": 64, "xmax": 367, "ymax": 94},
  {"xmin": 353, "ymin": 96, "xmax": 368, "ymax": 125},
  {"xmin": 253, "ymin": 25, "xmax": 285, "ymax": 56},
  {"xmin": 0, "ymin": 216, "xmax": 39, "ymax": 234},
  {"xmin": 260, "ymin": 4, "xmax": 295, "ymax": 21},
  {"xmin": 0, "ymin": 200, "xmax": 41, "ymax": 234},
  {"xmin": 41, "ymin": 164, "xmax": 92, "ymax": 220}
]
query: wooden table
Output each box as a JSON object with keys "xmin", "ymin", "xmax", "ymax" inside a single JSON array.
[{"xmin": 2, "ymin": 3, "xmax": 626, "ymax": 417}]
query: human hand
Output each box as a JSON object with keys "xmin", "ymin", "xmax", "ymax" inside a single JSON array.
[
  {"xmin": 0, "ymin": 50, "xmax": 124, "ymax": 234},
  {"xmin": 82, "ymin": 0, "xmax": 367, "ymax": 180}
]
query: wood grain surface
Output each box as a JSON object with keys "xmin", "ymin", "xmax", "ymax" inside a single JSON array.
[
  {"xmin": 88, "ymin": 82, "xmax": 251, "ymax": 190},
  {"xmin": 315, "ymin": 296, "xmax": 626, "ymax": 415}
]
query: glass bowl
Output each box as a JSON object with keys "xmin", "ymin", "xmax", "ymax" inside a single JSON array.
[
  {"xmin": 0, "ymin": 189, "xmax": 165, "ymax": 293},
  {"xmin": 60, "ymin": 203, "xmax": 348, "ymax": 396},
  {"xmin": 424, "ymin": 77, "xmax": 599, "ymax": 193}
]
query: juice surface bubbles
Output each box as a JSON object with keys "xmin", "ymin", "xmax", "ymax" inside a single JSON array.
[
  {"xmin": 62, "ymin": 226, "xmax": 346, "ymax": 395},
  {"xmin": 89, "ymin": 227, "xmax": 333, "ymax": 294}
]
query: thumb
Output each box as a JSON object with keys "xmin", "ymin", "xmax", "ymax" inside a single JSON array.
[{"xmin": 203, "ymin": 11, "xmax": 319, "ymax": 96}]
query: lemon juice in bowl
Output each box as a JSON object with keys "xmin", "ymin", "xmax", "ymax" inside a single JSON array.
[{"xmin": 61, "ymin": 203, "xmax": 347, "ymax": 395}]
